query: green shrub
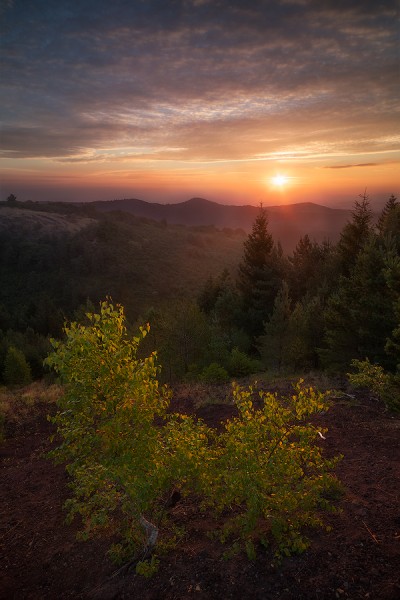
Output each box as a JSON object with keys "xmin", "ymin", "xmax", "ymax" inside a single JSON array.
[
  {"xmin": 227, "ymin": 347, "xmax": 259, "ymax": 377},
  {"xmin": 135, "ymin": 555, "xmax": 160, "ymax": 577},
  {"xmin": 200, "ymin": 362, "xmax": 229, "ymax": 384},
  {"xmin": 45, "ymin": 301, "xmax": 172, "ymax": 562},
  {"xmin": 183, "ymin": 362, "xmax": 202, "ymax": 382},
  {"xmin": 3, "ymin": 346, "xmax": 32, "ymax": 386},
  {"xmin": 197, "ymin": 380, "xmax": 342, "ymax": 558},
  {"xmin": 348, "ymin": 358, "xmax": 400, "ymax": 411}
]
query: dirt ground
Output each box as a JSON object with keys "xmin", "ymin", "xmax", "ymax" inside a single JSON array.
[{"xmin": 1, "ymin": 381, "xmax": 399, "ymax": 600}]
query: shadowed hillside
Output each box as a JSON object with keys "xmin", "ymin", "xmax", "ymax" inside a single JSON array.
[
  {"xmin": 89, "ymin": 197, "xmax": 353, "ymax": 251},
  {"xmin": 0, "ymin": 203, "xmax": 246, "ymax": 329},
  {"xmin": 0, "ymin": 206, "xmax": 96, "ymax": 235}
]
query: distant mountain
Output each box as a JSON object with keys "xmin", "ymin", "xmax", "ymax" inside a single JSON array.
[{"xmin": 89, "ymin": 197, "xmax": 352, "ymax": 250}]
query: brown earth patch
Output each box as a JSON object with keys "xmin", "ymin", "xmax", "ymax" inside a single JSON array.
[{"xmin": 1, "ymin": 385, "xmax": 399, "ymax": 599}]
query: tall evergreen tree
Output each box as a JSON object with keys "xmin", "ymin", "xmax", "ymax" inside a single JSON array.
[
  {"xmin": 257, "ymin": 281, "xmax": 292, "ymax": 372},
  {"xmin": 288, "ymin": 234, "xmax": 332, "ymax": 301},
  {"xmin": 321, "ymin": 234, "xmax": 397, "ymax": 371},
  {"xmin": 197, "ymin": 269, "xmax": 245, "ymax": 351},
  {"xmin": 377, "ymin": 195, "xmax": 398, "ymax": 235},
  {"xmin": 290, "ymin": 295, "xmax": 326, "ymax": 370},
  {"xmin": 198, "ymin": 269, "xmax": 231, "ymax": 315},
  {"xmin": 382, "ymin": 234, "xmax": 400, "ymax": 371},
  {"xmin": 237, "ymin": 208, "xmax": 283, "ymax": 339},
  {"xmin": 336, "ymin": 192, "xmax": 374, "ymax": 277}
]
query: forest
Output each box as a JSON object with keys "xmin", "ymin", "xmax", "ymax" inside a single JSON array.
[{"xmin": 0, "ymin": 192, "xmax": 399, "ymax": 406}]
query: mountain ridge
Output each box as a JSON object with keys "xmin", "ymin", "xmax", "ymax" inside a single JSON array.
[{"xmin": 88, "ymin": 197, "xmax": 352, "ymax": 248}]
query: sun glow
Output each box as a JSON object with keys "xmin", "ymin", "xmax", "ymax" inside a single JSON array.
[{"xmin": 271, "ymin": 174, "xmax": 289, "ymax": 188}]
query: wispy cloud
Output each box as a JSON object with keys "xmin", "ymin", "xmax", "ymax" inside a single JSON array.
[{"xmin": 326, "ymin": 163, "xmax": 379, "ymax": 169}]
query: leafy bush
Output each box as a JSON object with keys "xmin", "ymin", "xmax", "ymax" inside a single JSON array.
[
  {"xmin": 200, "ymin": 362, "xmax": 229, "ymax": 384},
  {"xmin": 227, "ymin": 347, "xmax": 259, "ymax": 377},
  {"xmin": 3, "ymin": 346, "xmax": 32, "ymax": 386},
  {"xmin": 348, "ymin": 358, "xmax": 400, "ymax": 411},
  {"xmin": 197, "ymin": 381, "xmax": 342, "ymax": 558},
  {"xmin": 46, "ymin": 301, "xmax": 342, "ymax": 568},
  {"xmin": 45, "ymin": 301, "xmax": 172, "ymax": 562}
]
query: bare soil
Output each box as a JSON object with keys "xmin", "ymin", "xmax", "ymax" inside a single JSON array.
[{"xmin": 1, "ymin": 383, "xmax": 399, "ymax": 600}]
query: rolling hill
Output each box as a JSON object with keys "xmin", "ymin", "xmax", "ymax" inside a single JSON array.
[
  {"xmin": 89, "ymin": 197, "xmax": 353, "ymax": 251},
  {"xmin": 0, "ymin": 202, "xmax": 246, "ymax": 326}
]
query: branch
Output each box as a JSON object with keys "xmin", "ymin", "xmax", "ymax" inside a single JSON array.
[{"xmin": 139, "ymin": 515, "xmax": 159, "ymax": 555}]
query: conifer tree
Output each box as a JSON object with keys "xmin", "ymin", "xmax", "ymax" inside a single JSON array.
[
  {"xmin": 377, "ymin": 195, "xmax": 398, "ymax": 234},
  {"xmin": 197, "ymin": 269, "xmax": 243, "ymax": 350},
  {"xmin": 288, "ymin": 234, "xmax": 330, "ymax": 301},
  {"xmin": 257, "ymin": 281, "xmax": 292, "ymax": 371},
  {"xmin": 289, "ymin": 295, "xmax": 326, "ymax": 370},
  {"xmin": 383, "ymin": 236, "xmax": 400, "ymax": 371},
  {"xmin": 238, "ymin": 208, "xmax": 283, "ymax": 338},
  {"xmin": 321, "ymin": 235, "xmax": 397, "ymax": 371},
  {"xmin": 238, "ymin": 209, "xmax": 274, "ymax": 285},
  {"xmin": 336, "ymin": 192, "xmax": 374, "ymax": 277},
  {"xmin": 198, "ymin": 269, "xmax": 231, "ymax": 315}
]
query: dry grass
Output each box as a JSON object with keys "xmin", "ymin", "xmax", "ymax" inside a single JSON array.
[{"xmin": 0, "ymin": 381, "xmax": 63, "ymax": 440}]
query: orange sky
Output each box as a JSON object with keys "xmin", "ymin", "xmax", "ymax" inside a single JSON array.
[
  {"xmin": 1, "ymin": 1, "xmax": 399, "ymax": 209},
  {"xmin": 2, "ymin": 153, "xmax": 397, "ymax": 209}
]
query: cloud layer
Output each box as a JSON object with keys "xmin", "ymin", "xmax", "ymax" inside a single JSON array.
[{"xmin": 0, "ymin": 0, "xmax": 399, "ymax": 202}]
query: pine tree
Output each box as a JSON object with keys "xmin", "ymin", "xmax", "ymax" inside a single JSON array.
[
  {"xmin": 257, "ymin": 282, "xmax": 292, "ymax": 372},
  {"xmin": 238, "ymin": 209, "xmax": 274, "ymax": 286},
  {"xmin": 238, "ymin": 208, "xmax": 283, "ymax": 338},
  {"xmin": 288, "ymin": 295, "xmax": 326, "ymax": 370},
  {"xmin": 336, "ymin": 192, "xmax": 374, "ymax": 277},
  {"xmin": 288, "ymin": 234, "xmax": 329, "ymax": 301},
  {"xmin": 382, "ymin": 236, "xmax": 400, "ymax": 371},
  {"xmin": 198, "ymin": 269, "xmax": 231, "ymax": 315},
  {"xmin": 377, "ymin": 195, "xmax": 398, "ymax": 234},
  {"xmin": 321, "ymin": 235, "xmax": 397, "ymax": 371},
  {"xmin": 213, "ymin": 281, "xmax": 242, "ymax": 340},
  {"xmin": 197, "ymin": 269, "xmax": 242, "ymax": 349}
]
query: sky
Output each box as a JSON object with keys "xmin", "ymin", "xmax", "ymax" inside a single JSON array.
[{"xmin": 0, "ymin": 0, "xmax": 399, "ymax": 208}]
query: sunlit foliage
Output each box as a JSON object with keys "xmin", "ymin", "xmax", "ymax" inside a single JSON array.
[{"xmin": 46, "ymin": 300, "xmax": 341, "ymax": 565}]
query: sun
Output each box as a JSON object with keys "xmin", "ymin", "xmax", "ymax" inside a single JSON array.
[{"xmin": 271, "ymin": 174, "xmax": 289, "ymax": 188}]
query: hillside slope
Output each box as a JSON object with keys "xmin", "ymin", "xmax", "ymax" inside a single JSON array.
[
  {"xmin": 0, "ymin": 205, "xmax": 245, "ymax": 327},
  {"xmin": 0, "ymin": 206, "xmax": 95, "ymax": 234},
  {"xmin": 89, "ymin": 197, "xmax": 353, "ymax": 250}
]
